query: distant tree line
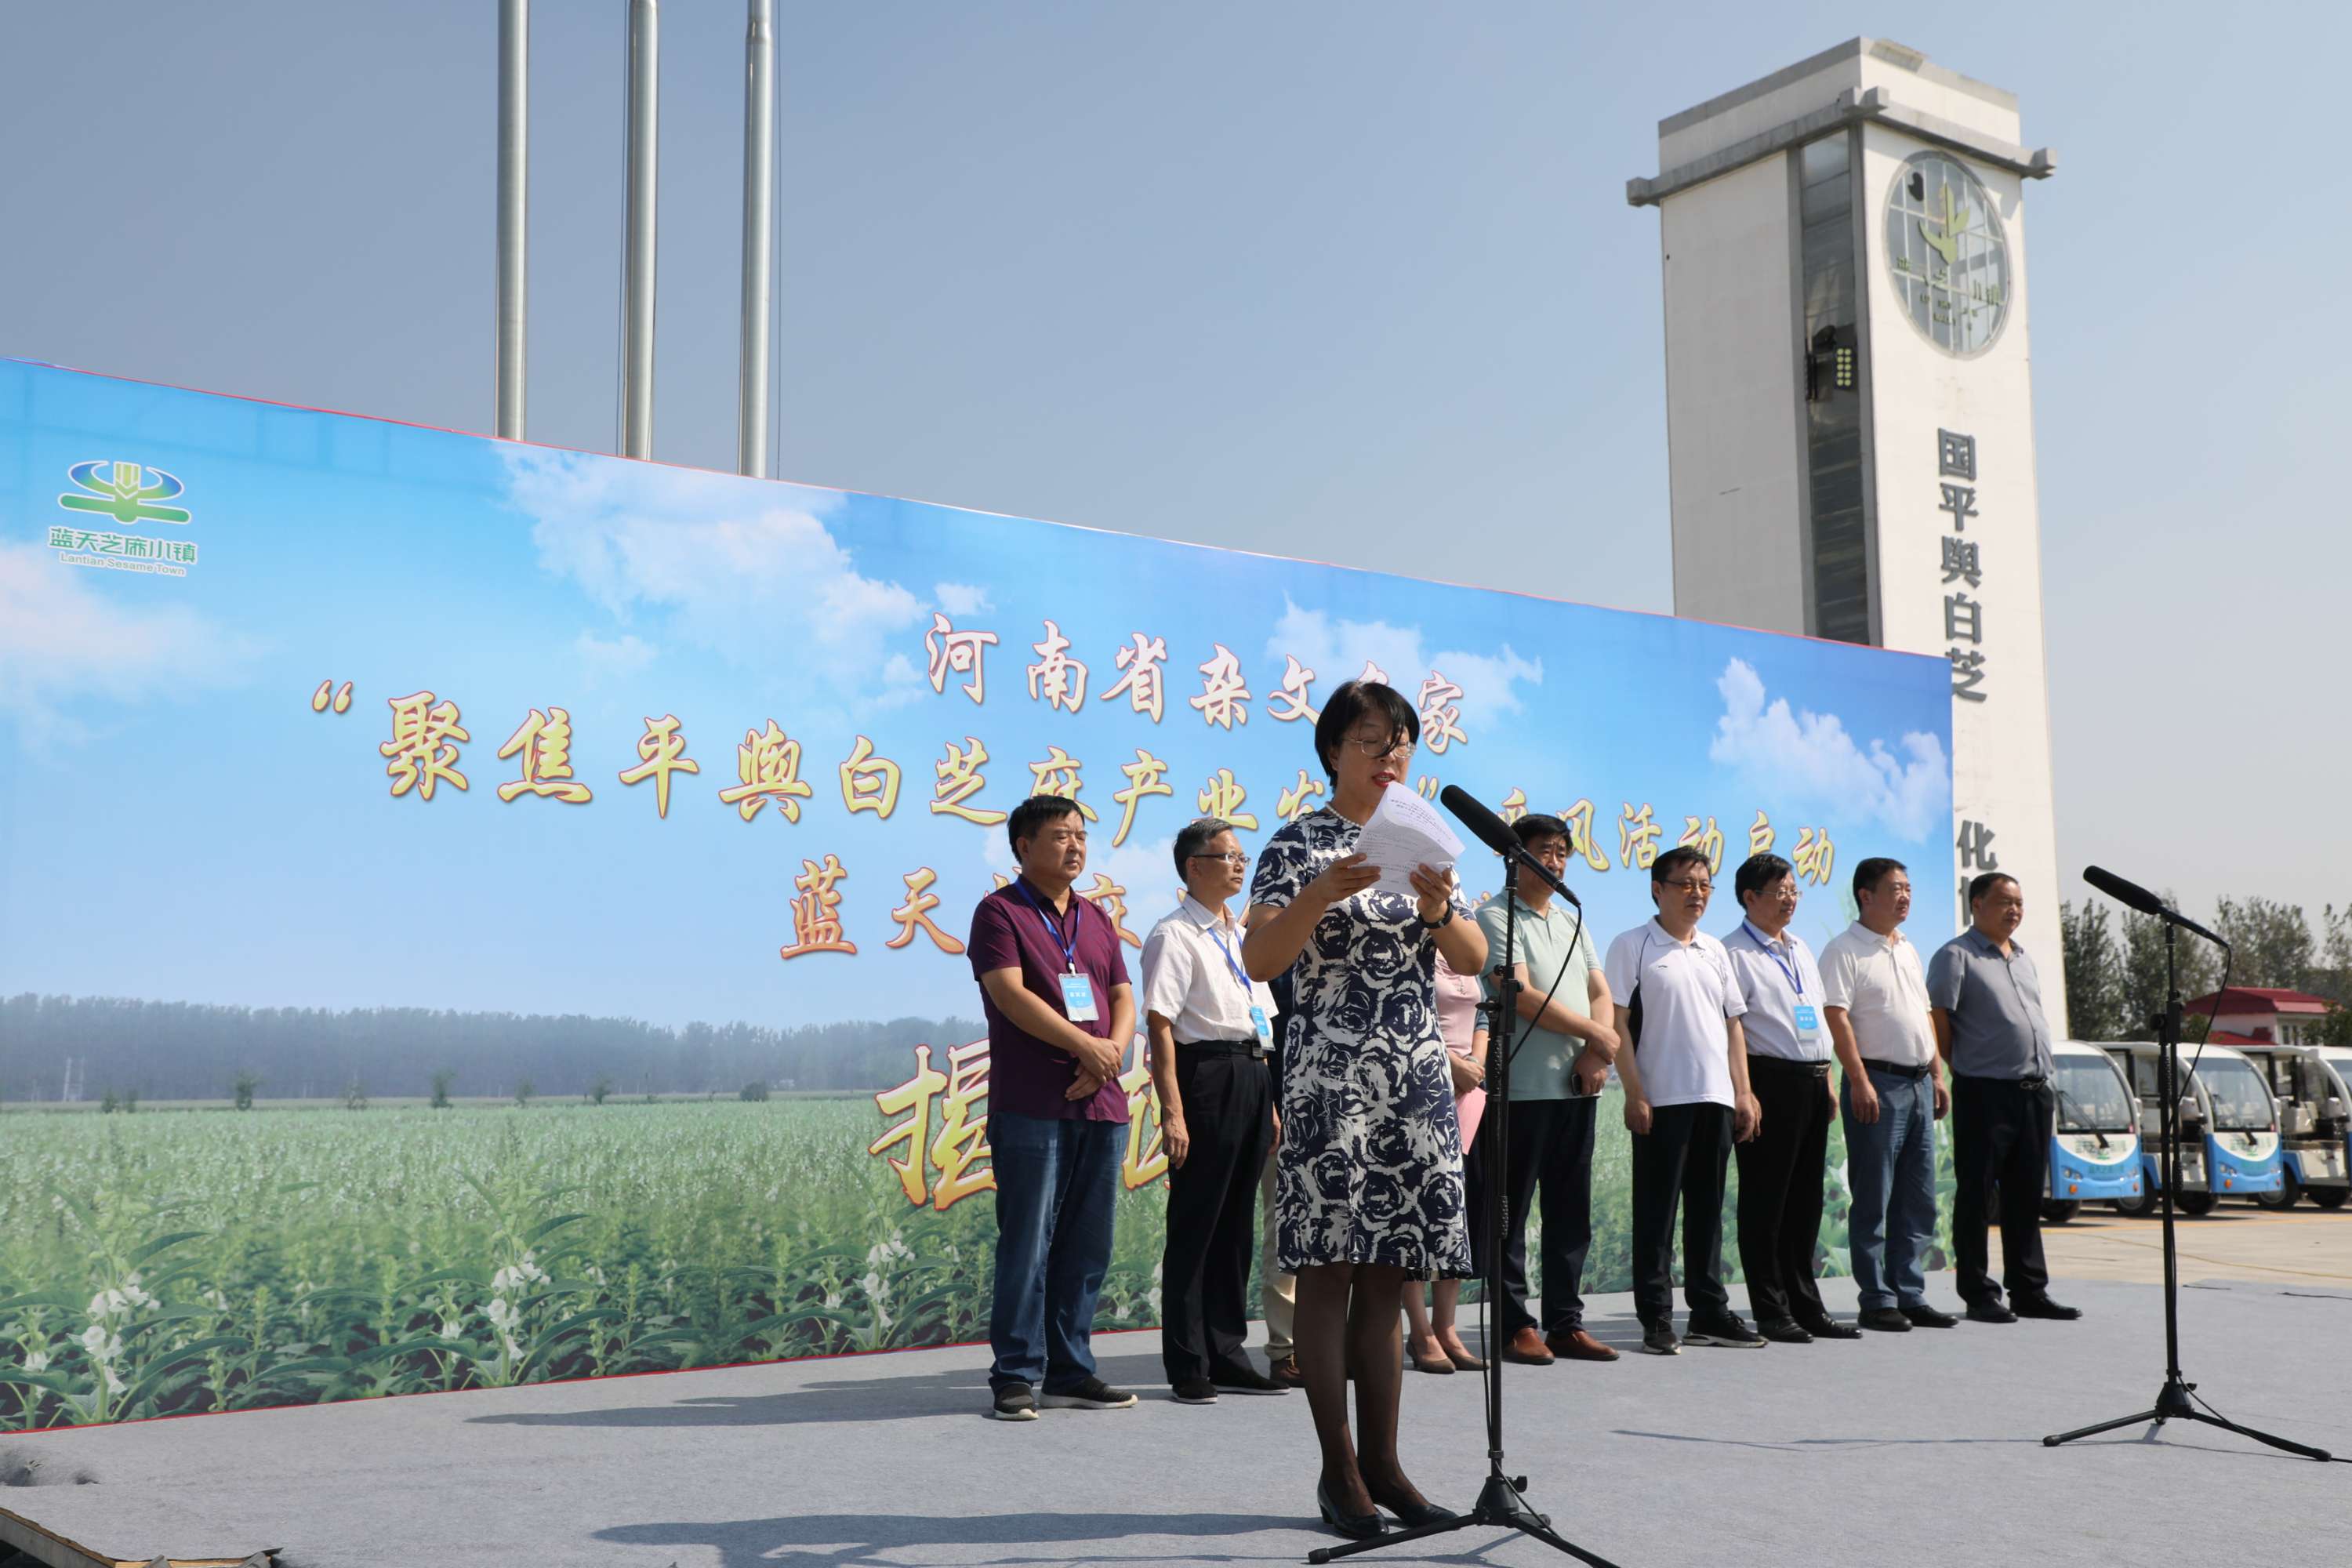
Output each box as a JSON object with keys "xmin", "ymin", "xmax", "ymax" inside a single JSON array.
[
  {"xmin": 2060, "ymin": 895, "xmax": 2352, "ymax": 1045},
  {"xmin": 0, "ymin": 996, "xmax": 984, "ymax": 1104}
]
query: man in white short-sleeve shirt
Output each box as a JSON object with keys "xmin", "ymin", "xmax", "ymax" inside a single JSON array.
[
  {"xmin": 1817, "ymin": 855, "xmax": 1956, "ymax": 1334},
  {"xmin": 1605, "ymin": 846, "xmax": 1762, "ymax": 1356},
  {"xmin": 1142, "ymin": 818, "xmax": 1287, "ymax": 1403}
]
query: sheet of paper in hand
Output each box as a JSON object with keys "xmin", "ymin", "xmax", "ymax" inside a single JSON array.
[{"xmin": 1352, "ymin": 782, "xmax": 1466, "ymax": 901}]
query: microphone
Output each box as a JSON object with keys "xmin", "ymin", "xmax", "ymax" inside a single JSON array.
[
  {"xmin": 2083, "ymin": 865, "xmax": 2227, "ymax": 946},
  {"xmin": 1440, "ymin": 786, "xmax": 1580, "ymax": 907}
]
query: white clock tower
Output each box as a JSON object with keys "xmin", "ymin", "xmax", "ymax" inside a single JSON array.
[{"xmin": 1630, "ymin": 38, "xmax": 2068, "ymax": 1033}]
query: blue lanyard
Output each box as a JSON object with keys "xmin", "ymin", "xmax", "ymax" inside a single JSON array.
[
  {"xmin": 1206, "ymin": 921, "xmax": 1254, "ymax": 996},
  {"xmin": 1013, "ymin": 880, "xmax": 1082, "ymax": 972},
  {"xmin": 1740, "ymin": 920, "xmax": 1805, "ymax": 997}
]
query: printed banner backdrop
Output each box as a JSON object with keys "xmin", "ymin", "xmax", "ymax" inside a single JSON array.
[{"xmin": 0, "ymin": 361, "xmax": 1957, "ymax": 1428}]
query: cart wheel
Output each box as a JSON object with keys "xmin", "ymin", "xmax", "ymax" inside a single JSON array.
[
  {"xmin": 2254, "ymin": 1173, "xmax": 2300, "ymax": 1210},
  {"xmin": 2039, "ymin": 1200, "xmax": 2079, "ymax": 1224}
]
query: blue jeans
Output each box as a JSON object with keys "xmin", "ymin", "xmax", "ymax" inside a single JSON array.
[
  {"xmin": 1840, "ymin": 1069, "xmax": 1936, "ymax": 1311},
  {"xmin": 988, "ymin": 1109, "xmax": 1123, "ymax": 1393}
]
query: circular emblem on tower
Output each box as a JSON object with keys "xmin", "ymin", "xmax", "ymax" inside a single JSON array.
[{"xmin": 1884, "ymin": 151, "xmax": 2011, "ymax": 357}]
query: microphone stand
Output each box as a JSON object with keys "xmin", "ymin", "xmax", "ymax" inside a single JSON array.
[
  {"xmin": 1309, "ymin": 852, "xmax": 1627, "ymax": 1566},
  {"xmin": 2042, "ymin": 917, "xmax": 2329, "ymax": 1461}
]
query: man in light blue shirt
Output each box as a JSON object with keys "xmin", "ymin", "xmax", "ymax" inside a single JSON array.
[{"xmin": 1720, "ymin": 852, "xmax": 1853, "ymax": 1343}]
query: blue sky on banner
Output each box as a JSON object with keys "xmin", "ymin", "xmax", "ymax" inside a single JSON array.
[{"xmin": 1, "ymin": 364, "xmax": 1951, "ymax": 1028}]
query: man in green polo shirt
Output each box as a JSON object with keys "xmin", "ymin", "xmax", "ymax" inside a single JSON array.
[{"xmin": 1472, "ymin": 813, "xmax": 1621, "ymax": 1365}]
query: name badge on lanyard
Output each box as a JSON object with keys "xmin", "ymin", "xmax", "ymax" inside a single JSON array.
[
  {"xmin": 1017, "ymin": 882, "xmax": 1100, "ymax": 1022},
  {"xmin": 1747, "ymin": 920, "xmax": 1826, "ymax": 1049},
  {"xmin": 1211, "ymin": 924, "xmax": 1275, "ymax": 1051}
]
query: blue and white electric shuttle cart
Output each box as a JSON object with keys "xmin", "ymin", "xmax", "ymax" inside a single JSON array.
[
  {"xmin": 2100, "ymin": 1041, "xmax": 2285, "ymax": 1215},
  {"xmin": 2041, "ymin": 1041, "xmax": 2143, "ymax": 1222},
  {"xmin": 2234, "ymin": 1042, "xmax": 2350, "ymax": 1210}
]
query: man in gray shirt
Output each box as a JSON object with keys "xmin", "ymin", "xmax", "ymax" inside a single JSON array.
[{"xmin": 1926, "ymin": 873, "xmax": 2082, "ymax": 1325}]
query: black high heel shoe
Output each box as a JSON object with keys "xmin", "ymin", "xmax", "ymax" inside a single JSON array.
[
  {"xmin": 1364, "ymin": 1483, "xmax": 1459, "ymax": 1530},
  {"xmin": 1316, "ymin": 1479, "xmax": 1387, "ymax": 1540}
]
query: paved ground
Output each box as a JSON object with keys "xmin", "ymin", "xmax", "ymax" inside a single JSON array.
[
  {"xmin": 2034, "ymin": 1202, "xmax": 2352, "ymax": 1288},
  {"xmin": 3, "ymin": 1272, "xmax": 2347, "ymax": 1568}
]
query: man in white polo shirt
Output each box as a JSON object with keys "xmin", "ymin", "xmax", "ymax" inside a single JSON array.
[
  {"xmin": 1606, "ymin": 845, "xmax": 1762, "ymax": 1356},
  {"xmin": 1721, "ymin": 852, "xmax": 1857, "ymax": 1344},
  {"xmin": 1142, "ymin": 818, "xmax": 1289, "ymax": 1403},
  {"xmin": 1818, "ymin": 857, "xmax": 1957, "ymax": 1334}
]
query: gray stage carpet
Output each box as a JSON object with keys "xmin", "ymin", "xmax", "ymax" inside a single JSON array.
[{"xmin": 2, "ymin": 1276, "xmax": 2346, "ymax": 1567}]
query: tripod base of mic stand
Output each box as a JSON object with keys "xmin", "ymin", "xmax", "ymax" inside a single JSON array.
[
  {"xmin": 1305, "ymin": 1473, "xmax": 1625, "ymax": 1566},
  {"xmin": 2042, "ymin": 1374, "xmax": 2332, "ymax": 1461}
]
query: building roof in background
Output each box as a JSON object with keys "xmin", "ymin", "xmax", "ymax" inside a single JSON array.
[{"xmin": 2187, "ymin": 987, "xmax": 2333, "ymax": 1016}]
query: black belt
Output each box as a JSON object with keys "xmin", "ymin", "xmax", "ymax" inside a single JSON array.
[
  {"xmin": 1861, "ymin": 1059, "xmax": 1931, "ymax": 1080},
  {"xmin": 1749, "ymin": 1054, "xmax": 1832, "ymax": 1079},
  {"xmin": 1179, "ymin": 1038, "xmax": 1269, "ymax": 1060}
]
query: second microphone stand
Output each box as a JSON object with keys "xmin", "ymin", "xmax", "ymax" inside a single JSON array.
[{"xmin": 1308, "ymin": 855, "xmax": 1625, "ymax": 1566}]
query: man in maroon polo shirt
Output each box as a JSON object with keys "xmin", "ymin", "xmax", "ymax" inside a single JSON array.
[{"xmin": 968, "ymin": 794, "xmax": 1139, "ymax": 1421}]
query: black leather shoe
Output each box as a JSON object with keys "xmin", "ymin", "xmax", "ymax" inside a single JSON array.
[
  {"xmin": 1759, "ymin": 1318, "xmax": 1814, "ymax": 1344},
  {"xmin": 1857, "ymin": 1308, "xmax": 1912, "ymax": 1332},
  {"xmin": 1900, "ymin": 1304, "xmax": 1959, "ymax": 1328},
  {"xmin": 1367, "ymin": 1486, "xmax": 1459, "ymax": 1530},
  {"xmin": 1965, "ymin": 1300, "xmax": 2018, "ymax": 1324},
  {"xmin": 1317, "ymin": 1479, "xmax": 1386, "ymax": 1541},
  {"xmin": 2013, "ymin": 1296, "xmax": 2083, "ymax": 1320},
  {"xmin": 1797, "ymin": 1316, "xmax": 1862, "ymax": 1340}
]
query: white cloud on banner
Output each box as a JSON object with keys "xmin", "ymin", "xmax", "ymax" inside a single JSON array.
[
  {"xmin": 1708, "ymin": 658, "xmax": 1949, "ymax": 840},
  {"xmin": 934, "ymin": 582, "xmax": 993, "ymax": 616},
  {"xmin": 0, "ymin": 544, "xmax": 259, "ymax": 745},
  {"xmin": 503, "ymin": 452, "xmax": 924, "ymax": 691},
  {"xmin": 574, "ymin": 630, "xmax": 658, "ymax": 682},
  {"xmin": 1264, "ymin": 598, "xmax": 1542, "ymax": 724}
]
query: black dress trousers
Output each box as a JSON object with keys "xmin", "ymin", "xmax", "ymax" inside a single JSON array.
[
  {"xmin": 1473, "ymin": 1095, "xmax": 1599, "ymax": 1337},
  {"xmin": 1734, "ymin": 1056, "xmax": 1834, "ymax": 1327},
  {"xmin": 1629, "ymin": 1100, "xmax": 1734, "ymax": 1326},
  {"xmin": 1160, "ymin": 1045, "xmax": 1276, "ymax": 1383},
  {"xmin": 1951, "ymin": 1073, "xmax": 2054, "ymax": 1307}
]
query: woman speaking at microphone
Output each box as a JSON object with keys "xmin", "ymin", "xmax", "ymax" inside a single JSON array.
[{"xmin": 1243, "ymin": 680, "xmax": 1487, "ymax": 1541}]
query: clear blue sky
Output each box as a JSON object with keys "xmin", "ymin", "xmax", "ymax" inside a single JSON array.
[{"xmin": 4, "ymin": 1, "xmax": 2344, "ymax": 923}]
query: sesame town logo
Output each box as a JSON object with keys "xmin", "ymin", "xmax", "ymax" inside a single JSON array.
[{"xmin": 49, "ymin": 460, "xmax": 200, "ymax": 575}]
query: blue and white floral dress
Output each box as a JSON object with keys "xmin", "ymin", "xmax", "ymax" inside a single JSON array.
[{"xmin": 1250, "ymin": 807, "xmax": 1473, "ymax": 1277}]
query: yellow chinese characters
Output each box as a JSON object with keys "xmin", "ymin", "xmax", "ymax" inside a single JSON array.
[
  {"xmin": 619, "ymin": 714, "xmax": 700, "ymax": 818},
  {"xmin": 1120, "ymin": 1038, "xmax": 1170, "ymax": 1190},
  {"xmin": 1276, "ymin": 769, "xmax": 1327, "ymax": 822},
  {"xmin": 1027, "ymin": 746, "xmax": 1099, "ymax": 822},
  {"xmin": 381, "ymin": 691, "xmax": 470, "ymax": 801},
  {"xmin": 1098, "ymin": 633, "xmax": 1168, "ymax": 723},
  {"xmin": 839, "ymin": 735, "xmax": 902, "ymax": 818},
  {"xmin": 495, "ymin": 706, "xmax": 593, "ymax": 804},
  {"xmin": 779, "ymin": 854, "xmax": 857, "ymax": 959},
  {"xmin": 1416, "ymin": 672, "xmax": 1467, "ymax": 755},
  {"xmin": 1561, "ymin": 800, "xmax": 1611, "ymax": 873},
  {"xmin": 886, "ymin": 868, "xmax": 966, "ymax": 955},
  {"xmin": 1679, "ymin": 815, "xmax": 1724, "ymax": 875},
  {"xmin": 1025, "ymin": 621, "xmax": 1088, "ymax": 713},
  {"xmin": 925, "ymin": 612, "xmax": 999, "ymax": 705},
  {"xmin": 1793, "ymin": 827, "xmax": 1835, "ymax": 887},
  {"xmin": 1618, "ymin": 801, "xmax": 1661, "ymax": 870},
  {"xmin": 1189, "ymin": 644, "xmax": 1251, "ymax": 730},
  {"xmin": 1267, "ymin": 655, "xmax": 1319, "ymax": 724},
  {"xmin": 720, "ymin": 720, "xmax": 815, "ymax": 823},
  {"xmin": 931, "ymin": 737, "xmax": 1006, "ymax": 826},
  {"xmin": 1197, "ymin": 768, "xmax": 1258, "ymax": 831},
  {"xmin": 867, "ymin": 1040, "xmax": 995, "ymax": 1209},
  {"xmin": 1110, "ymin": 750, "xmax": 1172, "ymax": 848}
]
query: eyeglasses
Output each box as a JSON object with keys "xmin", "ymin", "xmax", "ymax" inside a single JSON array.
[
  {"xmin": 1661, "ymin": 878, "xmax": 1713, "ymax": 894},
  {"xmin": 1188, "ymin": 852, "xmax": 1250, "ymax": 867},
  {"xmin": 1344, "ymin": 734, "xmax": 1414, "ymax": 759}
]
